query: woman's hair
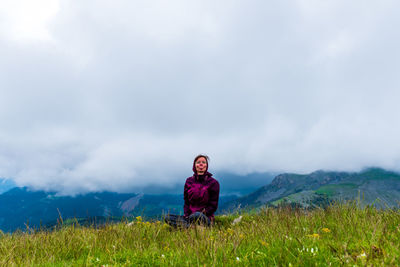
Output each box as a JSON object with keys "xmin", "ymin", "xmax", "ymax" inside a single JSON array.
[
  {"xmin": 194, "ymin": 154, "xmax": 209, "ymax": 164},
  {"xmin": 192, "ymin": 154, "xmax": 210, "ymax": 174}
]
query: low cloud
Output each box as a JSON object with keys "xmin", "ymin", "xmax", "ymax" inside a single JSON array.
[{"xmin": 1, "ymin": 0, "xmax": 400, "ymax": 195}]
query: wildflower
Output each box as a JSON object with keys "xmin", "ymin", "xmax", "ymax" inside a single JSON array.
[
  {"xmin": 358, "ymin": 252, "xmax": 367, "ymax": 258},
  {"xmin": 236, "ymin": 257, "xmax": 240, "ymax": 262},
  {"xmin": 307, "ymin": 233, "xmax": 320, "ymax": 238},
  {"xmin": 136, "ymin": 216, "xmax": 142, "ymax": 222},
  {"xmin": 322, "ymin": 228, "xmax": 331, "ymax": 233},
  {"xmin": 259, "ymin": 240, "xmax": 268, "ymax": 247},
  {"xmin": 232, "ymin": 216, "xmax": 242, "ymax": 225},
  {"xmin": 239, "ymin": 234, "xmax": 244, "ymax": 239},
  {"xmin": 285, "ymin": 235, "xmax": 293, "ymax": 240},
  {"xmin": 161, "ymin": 254, "xmax": 165, "ymax": 258}
]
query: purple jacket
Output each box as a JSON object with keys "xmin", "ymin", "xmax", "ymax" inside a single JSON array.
[{"xmin": 184, "ymin": 171, "xmax": 220, "ymax": 219}]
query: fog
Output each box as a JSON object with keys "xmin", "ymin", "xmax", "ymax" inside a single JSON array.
[{"xmin": 1, "ymin": 0, "xmax": 400, "ymax": 195}]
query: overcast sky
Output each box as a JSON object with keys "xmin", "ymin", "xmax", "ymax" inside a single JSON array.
[{"xmin": 1, "ymin": 0, "xmax": 400, "ymax": 195}]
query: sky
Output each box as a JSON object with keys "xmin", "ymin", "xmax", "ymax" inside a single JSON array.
[{"xmin": 1, "ymin": 0, "xmax": 400, "ymax": 195}]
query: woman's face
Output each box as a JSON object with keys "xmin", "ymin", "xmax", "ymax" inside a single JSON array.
[{"xmin": 195, "ymin": 157, "xmax": 207, "ymax": 175}]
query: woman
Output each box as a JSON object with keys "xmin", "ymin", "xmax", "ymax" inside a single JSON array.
[{"xmin": 165, "ymin": 154, "xmax": 220, "ymax": 228}]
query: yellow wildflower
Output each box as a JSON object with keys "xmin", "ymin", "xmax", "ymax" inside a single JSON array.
[
  {"xmin": 136, "ymin": 216, "xmax": 142, "ymax": 222},
  {"xmin": 307, "ymin": 233, "xmax": 320, "ymax": 238},
  {"xmin": 259, "ymin": 240, "xmax": 268, "ymax": 247},
  {"xmin": 322, "ymin": 228, "xmax": 331, "ymax": 233}
]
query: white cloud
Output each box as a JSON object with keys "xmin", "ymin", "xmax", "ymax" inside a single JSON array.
[
  {"xmin": 1, "ymin": 0, "xmax": 400, "ymax": 194},
  {"xmin": 0, "ymin": 0, "xmax": 60, "ymax": 42}
]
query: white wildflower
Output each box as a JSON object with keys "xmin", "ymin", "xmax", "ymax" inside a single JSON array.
[
  {"xmin": 236, "ymin": 257, "xmax": 240, "ymax": 261},
  {"xmin": 232, "ymin": 216, "xmax": 243, "ymax": 225}
]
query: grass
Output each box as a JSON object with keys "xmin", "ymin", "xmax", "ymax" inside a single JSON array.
[
  {"xmin": 315, "ymin": 183, "xmax": 358, "ymax": 196},
  {"xmin": 0, "ymin": 202, "xmax": 399, "ymax": 266}
]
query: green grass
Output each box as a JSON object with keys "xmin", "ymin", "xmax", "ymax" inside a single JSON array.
[
  {"xmin": 0, "ymin": 202, "xmax": 399, "ymax": 266},
  {"xmin": 315, "ymin": 183, "xmax": 358, "ymax": 196},
  {"xmin": 361, "ymin": 168, "xmax": 400, "ymax": 181},
  {"xmin": 271, "ymin": 191, "xmax": 316, "ymax": 206}
]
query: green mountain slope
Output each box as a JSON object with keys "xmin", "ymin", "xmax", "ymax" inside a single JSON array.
[{"xmin": 222, "ymin": 168, "xmax": 400, "ymax": 210}]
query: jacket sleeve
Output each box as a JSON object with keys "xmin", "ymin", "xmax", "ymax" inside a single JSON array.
[
  {"xmin": 205, "ymin": 180, "xmax": 220, "ymax": 217},
  {"xmin": 183, "ymin": 180, "xmax": 191, "ymax": 217}
]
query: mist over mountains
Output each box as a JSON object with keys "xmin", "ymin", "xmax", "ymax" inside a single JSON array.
[
  {"xmin": 0, "ymin": 171, "xmax": 273, "ymax": 232},
  {"xmin": 1, "ymin": 167, "xmax": 399, "ymax": 232},
  {"xmin": 2, "ymin": 1, "xmax": 400, "ymax": 197}
]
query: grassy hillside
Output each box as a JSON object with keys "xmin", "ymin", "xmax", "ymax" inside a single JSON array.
[
  {"xmin": 0, "ymin": 202, "xmax": 399, "ymax": 266},
  {"xmin": 223, "ymin": 168, "xmax": 400, "ymax": 211}
]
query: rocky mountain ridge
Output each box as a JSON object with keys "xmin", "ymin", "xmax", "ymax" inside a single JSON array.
[{"xmin": 221, "ymin": 168, "xmax": 400, "ymax": 211}]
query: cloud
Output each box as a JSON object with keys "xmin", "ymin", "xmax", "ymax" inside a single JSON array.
[
  {"xmin": 1, "ymin": 0, "xmax": 400, "ymax": 194},
  {"xmin": 0, "ymin": 0, "xmax": 60, "ymax": 42}
]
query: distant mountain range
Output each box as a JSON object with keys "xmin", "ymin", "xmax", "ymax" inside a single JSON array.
[
  {"xmin": 1, "ymin": 168, "xmax": 399, "ymax": 232},
  {"xmin": 0, "ymin": 187, "xmax": 237, "ymax": 232},
  {"xmin": 221, "ymin": 168, "xmax": 400, "ymax": 211},
  {"xmin": 0, "ymin": 171, "xmax": 274, "ymax": 232}
]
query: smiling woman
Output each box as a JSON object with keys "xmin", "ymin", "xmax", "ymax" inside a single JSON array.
[{"xmin": 165, "ymin": 154, "xmax": 220, "ymax": 228}]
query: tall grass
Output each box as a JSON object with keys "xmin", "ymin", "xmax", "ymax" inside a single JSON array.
[{"xmin": 0, "ymin": 202, "xmax": 399, "ymax": 266}]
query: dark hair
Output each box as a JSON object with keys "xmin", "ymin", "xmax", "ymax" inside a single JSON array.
[{"xmin": 194, "ymin": 154, "xmax": 209, "ymax": 163}]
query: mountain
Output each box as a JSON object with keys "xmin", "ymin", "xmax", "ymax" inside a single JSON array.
[
  {"xmin": 134, "ymin": 171, "xmax": 275, "ymax": 196},
  {"xmin": 221, "ymin": 168, "xmax": 400, "ymax": 211},
  {"xmin": 0, "ymin": 188, "xmax": 138, "ymax": 232},
  {"xmin": 0, "ymin": 178, "xmax": 17, "ymax": 194},
  {"xmin": 0, "ymin": 187, "xmax": 237, "ymax": 232},
  {"xmin": 214, "ymin": 171, "xmax": 275, "ymax": 196},
  {"xmin": 0, "ymin": 171, "xmax": 274, "ymax": 232}
]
